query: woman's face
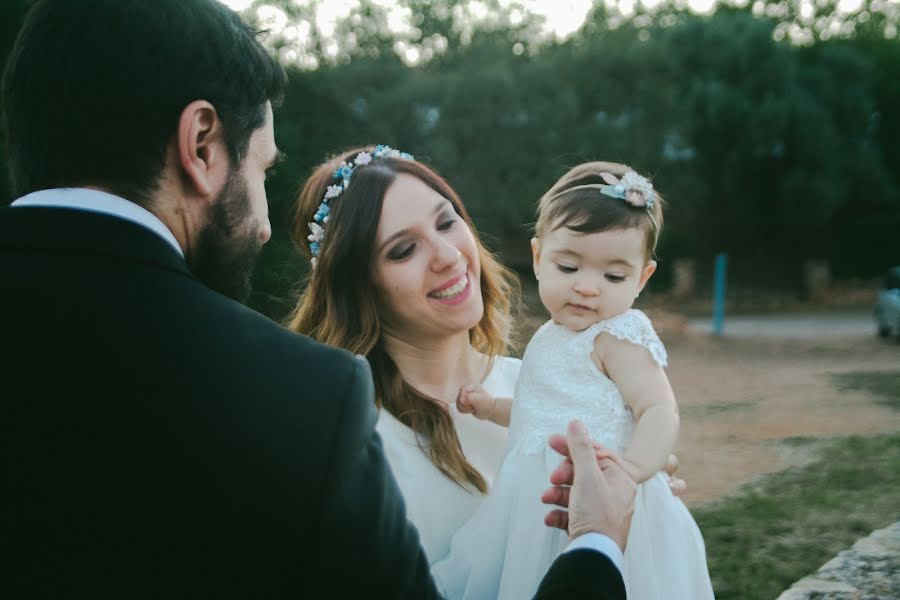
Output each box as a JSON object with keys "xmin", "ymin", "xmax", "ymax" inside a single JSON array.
[{"xmin": 371, "ymin": 173, "xmax": 483, "ymax": 342}]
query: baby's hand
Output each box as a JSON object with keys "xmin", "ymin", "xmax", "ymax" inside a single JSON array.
[
  {"xmin": 599, "ymin": 451, "xmax": 646, "ymax": 484},
  {"xmin": 456, "ymin": 384, "xmax": 496, "ymax": 420}
]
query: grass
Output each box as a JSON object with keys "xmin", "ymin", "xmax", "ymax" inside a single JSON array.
[
  {"xmin": 693, "ymin": 371, "xmax": 900, "ymax": 600},
  {"xmin": 831, "ymin": 370, "xmax": 900, "ymax": 410}
]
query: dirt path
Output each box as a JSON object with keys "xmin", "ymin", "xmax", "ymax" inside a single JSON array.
[{"xmin": 665, "ymin": 331, "xmax": 900, "ymax": 505}]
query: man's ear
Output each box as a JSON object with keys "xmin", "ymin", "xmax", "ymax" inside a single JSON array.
[
  {"xmin": 531, "ymin": 237, "xmax": 541, "ymax": 280},
  {"xmin": 176, "ymin": 100, "xmax": 229, "ymax": 199},
  {"xmin": 638, "ymin": 259, "xmax": 658, "ymax": 292}
]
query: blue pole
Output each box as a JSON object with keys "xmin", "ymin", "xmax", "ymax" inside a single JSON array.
[{"xmin": 713, "ymin": 253, "xmax": 727, "ymax": 336}]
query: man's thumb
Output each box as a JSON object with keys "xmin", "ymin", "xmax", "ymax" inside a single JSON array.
[{"xmin": 566, "ymin": 420, "xmax": 595, "ymax": 469}]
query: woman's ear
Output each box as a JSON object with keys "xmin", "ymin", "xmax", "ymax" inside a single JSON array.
[
  {"xmin": 530, "ymin": 237, "xmax": 542, "ymax": 280},
  {"xmin": 638, "ymin": 259, "xmax": 658, "ymax": 292}
]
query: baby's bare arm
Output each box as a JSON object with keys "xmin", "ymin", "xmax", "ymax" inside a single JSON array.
[
  {"xmin": 593, "ymin": 333, "xmax": 679, "ymax": 483},
  {"xmin": 456, "ymin": 384, "xmax": 512, "ymax": 427}
]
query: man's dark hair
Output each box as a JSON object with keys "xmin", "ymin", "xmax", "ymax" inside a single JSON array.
[{"xmin": 2, "ymin": 0, "xmax": 287, "ymax": 204}]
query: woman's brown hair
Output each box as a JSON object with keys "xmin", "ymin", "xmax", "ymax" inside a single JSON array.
[{"xmin": 286, "ymin": 146, "xmax": 518, "ymax": 493}]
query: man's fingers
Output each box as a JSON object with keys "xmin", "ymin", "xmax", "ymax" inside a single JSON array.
[
  {"xmin": 669, "ymin": 476, "xmax": 687, "ymax": 497},
  {"xmin": 597, "ymin": 457, "xmax": 618, "ymax": 471},
  {"xmin": 566, "ymin": 421, "xmax": 605, "ymax": 488},
  {"xmin": 550, "ymin": 459, "xmax": 574, "ymax": 486},
  {"xmin": 544, "ymin": 509, "xmax": 569, "ymax": 531},
  {"xmin": 548, "ymin": 433, "xmax": 569, "ymax": 458},
  {"xmin": 665, "ymin": 453, "xmax": 679, "ymax": 475},
  {"xmin": 541, "ymin": 485, "xmax": 570, "ymax": 508}
]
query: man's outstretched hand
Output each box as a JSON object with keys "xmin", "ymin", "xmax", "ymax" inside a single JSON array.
[{"xmin": 541, "ymin": 421, "xmax": 636, "ymax": 551}]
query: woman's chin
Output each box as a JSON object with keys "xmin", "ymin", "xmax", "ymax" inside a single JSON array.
[{"xmin": 430, "ymin": 292, "xmax": 484, "ymax": 334}]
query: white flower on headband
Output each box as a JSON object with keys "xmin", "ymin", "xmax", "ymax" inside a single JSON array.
[
  {"xmin": 307, "ymin": 145, "xmax": 415, "ymax": 269},
  {"xmin": 599, "ymin": 171, "xmax": 655, "ymax": 209},
  {"xmin": 620, "ymin": 172, "xmax": 654, "ymax": 207},
  {"xmin": 307, "ymin": 222, "xmax": 325, "ymax": 243}
]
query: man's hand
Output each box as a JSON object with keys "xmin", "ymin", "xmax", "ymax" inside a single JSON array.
[
  {"xmin": 541, "ymin": 421, "xmax": 636, "ymax": 551},
  {"xmin": 665, "ymin": 453, "xmax": 687, "ymax": 496}
]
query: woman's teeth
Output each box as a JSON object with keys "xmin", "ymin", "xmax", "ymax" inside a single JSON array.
[{"xmin": 431, "ymin": 276, "xmax": 468, "ymax": 299}]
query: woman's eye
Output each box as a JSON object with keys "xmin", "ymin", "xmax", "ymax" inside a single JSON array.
[
  {"xmin": 556, "ymin": 264, "xmax": 577, "ymax": 274},
  {"xmin": 437, "ymin": 218, "xmax": 456, "ymax": 231},
  {"xmin": 606, "ymin": 274, "xmax": 626, "ymax": 283},
  {"xmin": 388, "ymin": 244, "xmax": 416, "ymax": 261}
]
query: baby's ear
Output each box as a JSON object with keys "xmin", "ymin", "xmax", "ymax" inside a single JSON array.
[
  {"xmin": 638, "ymin": 259, "xmax": 658, "ymax": 291},
  {"xmin": 530, "ymin": 237, "xmax": 542, "ymax": 279}
]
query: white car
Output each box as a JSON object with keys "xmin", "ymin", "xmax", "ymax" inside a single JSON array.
[{"xmin": 874, "ymin": 266, "xmax": 900, "ymax": 340}]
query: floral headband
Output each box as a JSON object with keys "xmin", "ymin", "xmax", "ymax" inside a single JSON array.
[
  {"xmin": 598, "ymin": 172, "xmax": 655, "ymax": 209},
  {"xmin": 553, "ymin": 171, "xmax": 655, "ymax": 209},
  {"xmin": 307, "ymin": 145, "xmax": 414, "ymax": 269}
]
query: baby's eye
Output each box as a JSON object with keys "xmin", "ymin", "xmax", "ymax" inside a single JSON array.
[
  {"xmin": 556, "ymin": 264, "xmax": 577, "ymax": 274},
  {"xmin": 605, "ymin": 274, "xmax": 626, "ymax": 283}
]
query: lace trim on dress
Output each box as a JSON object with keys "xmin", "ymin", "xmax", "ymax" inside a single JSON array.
[{"xmin": 591, "ymin": 309, "xmax": 668, "ymax": 368}]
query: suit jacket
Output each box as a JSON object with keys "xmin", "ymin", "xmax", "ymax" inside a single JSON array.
[{"xmin": 0, "ymin": 205, "xmax": 625, "ymax": 599}]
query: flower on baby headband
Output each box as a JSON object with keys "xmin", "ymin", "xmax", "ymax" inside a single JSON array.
[
  {"xmin": 307, "ymin": 146, "xmax": 414, "ymax": 269},
  {"xmin": 598, "ymin": 171, "xmax": 655, "ymax": 209}
]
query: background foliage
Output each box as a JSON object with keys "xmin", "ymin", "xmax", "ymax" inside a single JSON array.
[{"xmin": 2, "ymin": 0, "xmax": 898, "ymax": 319}]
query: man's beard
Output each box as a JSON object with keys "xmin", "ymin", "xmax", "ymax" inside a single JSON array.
[{"xmin": 189, "ymin": 171, "xmax": 264, "ymax": 303}]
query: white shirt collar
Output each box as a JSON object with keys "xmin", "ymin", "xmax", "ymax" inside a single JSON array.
[{"xmin": 11, "ymin": 188, "xmax": 184, "ymax": 258}]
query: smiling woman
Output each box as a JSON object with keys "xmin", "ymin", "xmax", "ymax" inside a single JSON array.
[{"xmin": 286, "ymin": 145, "xmax": 519, "ymax": 562}]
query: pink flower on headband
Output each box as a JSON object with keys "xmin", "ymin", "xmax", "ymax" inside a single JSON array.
[{"xmin": 599, "ymin": 171, "xmax": 655, "ymax": 209}]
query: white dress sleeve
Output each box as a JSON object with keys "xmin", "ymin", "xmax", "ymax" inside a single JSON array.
[{"xmin": 593, "ymin": 309, "xmax": 668, "ymax": 367}]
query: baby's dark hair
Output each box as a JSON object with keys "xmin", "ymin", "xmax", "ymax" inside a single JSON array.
[{"xmin": 535, "ymin": 161, "xmax": 665, "ymax": 260}]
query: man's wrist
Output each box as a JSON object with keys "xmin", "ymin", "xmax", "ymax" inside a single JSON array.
[{"xmin": 564, "ymin": 532, "xmax": 624, "ymax": 573}]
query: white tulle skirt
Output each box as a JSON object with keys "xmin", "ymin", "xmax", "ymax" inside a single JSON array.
[{"xmin": 431, "ymin": 445, "xmax": 715, "ymax": 600}]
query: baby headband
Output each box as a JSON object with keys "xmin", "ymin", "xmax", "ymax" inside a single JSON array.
[
  {"xmin": 552, "ymin": 171, "xmax": 656, "ymax": 209},
  {"xmin": 307, "ymin": 145, "xmax": 414, "ymax": 269}
]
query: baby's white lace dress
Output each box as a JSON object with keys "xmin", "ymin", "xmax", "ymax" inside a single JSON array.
[{"xmin": 431, "ymin": 309, "xmax": 715, "ymax": 600}]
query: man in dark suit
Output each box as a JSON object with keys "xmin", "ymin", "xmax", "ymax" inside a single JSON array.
[{"xmin": 0, "ymin": 1, "xmax": 634, "ymax": 597}]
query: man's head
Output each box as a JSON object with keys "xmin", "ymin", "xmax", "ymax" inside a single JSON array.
[{"xmin": 2, "ymin": 0, "xmax": 287, "ymax": 300}]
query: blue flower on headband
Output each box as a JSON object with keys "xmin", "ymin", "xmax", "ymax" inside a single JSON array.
[
  {"xmin": 307, "ymin": 146, "xmax": 415, "ymax": 269},
  {"xmin": 314, "ymin": 202, "xmax": 331, "ymax": 222},
  {"xmin": 334, "ymin": 163, "xmax": 354, "ymax": 181}
]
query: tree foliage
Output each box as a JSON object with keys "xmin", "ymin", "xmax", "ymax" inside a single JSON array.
[{"xmin": 1, "ymin": 0, "xmax": 898, "ymax": 318}]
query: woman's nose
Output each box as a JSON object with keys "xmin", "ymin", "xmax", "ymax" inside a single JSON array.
[{"xmin": 431, "ymin": 236, "xmax": 462, "ymax": 271}]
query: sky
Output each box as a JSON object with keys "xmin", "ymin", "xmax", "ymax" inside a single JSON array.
[
  {"xmin": 221, "ymin": 0, "xmax": 719, "ymax": 40},
  {"xmin": 221, "ymin": 0, "xmax": 879, "ymax": 64}
]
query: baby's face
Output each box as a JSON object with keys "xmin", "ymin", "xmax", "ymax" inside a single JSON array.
[{"xmin": 531, "ymin": 226, "xmax": 656, "ymax": 331}]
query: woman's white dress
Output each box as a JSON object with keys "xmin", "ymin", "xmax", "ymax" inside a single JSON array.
[
  {"xmin": 375, "ymin": 356, "xmax": 521, "ymax": 564},
  {"xmin": 431, "ymin": 309, "xmax": 715, "ymax": 600}
]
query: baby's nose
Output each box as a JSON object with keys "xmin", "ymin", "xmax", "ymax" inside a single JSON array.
[{"xmin": 574, "ymin": 280, "xmax": 599, "ymax": 296}]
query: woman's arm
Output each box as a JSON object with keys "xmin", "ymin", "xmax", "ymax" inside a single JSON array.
[{"xmin": 592, "ymin": 333, "xmax": 680, "ymax": 483}]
